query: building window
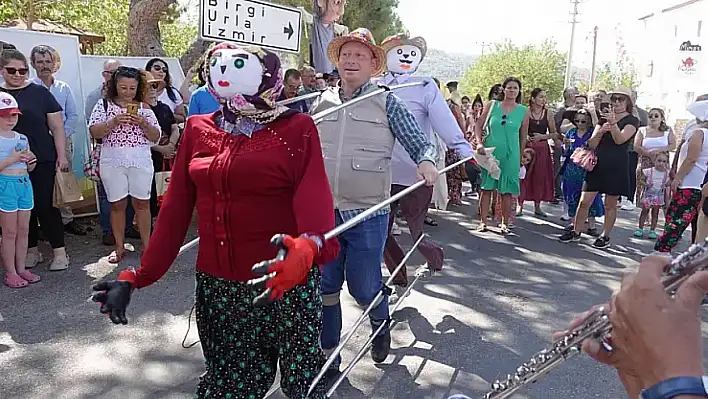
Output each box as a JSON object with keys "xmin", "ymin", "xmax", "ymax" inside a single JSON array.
[{"xmin": 699, "ymin": 21, "xmax": 703, "ymax": 37}]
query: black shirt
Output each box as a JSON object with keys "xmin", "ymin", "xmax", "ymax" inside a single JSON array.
[
  {"xmin": 0, "ymin": 83, "xmax": 62, "ymax": 163},
  {"xmin": 596, "ymin": 114, "xmax": 640, "ymax": 161},
  {"xmin": 150, "ymin": 101, "xmax": 176, "ymax": 171}
]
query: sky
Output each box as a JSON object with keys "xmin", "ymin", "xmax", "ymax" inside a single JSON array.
[{"xmin": 395, "ymin": 0, "xmax": 669, "ymax": 66}]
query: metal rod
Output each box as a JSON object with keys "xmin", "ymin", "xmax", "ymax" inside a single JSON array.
[
  {"xmin": 326, "ymin": 265, "xmax": 433, "ymax": 397},
  {"xmin": 311, "ymin": 81, "xmax": 427, "ymax": 123},
  {"xmin": 179, "ymin": 237, "xmax": 200, "ymax": 254},
  {"xmin": 276, "ymin": 89, "xmax": 325, "ymax": 106},
  {"xmin": 324, "ymin": 156, "xmax": 473, "ymax": 241},
  {"xmin": 305, "ymin": 233, "xmax": 427, "ymax": 397}
]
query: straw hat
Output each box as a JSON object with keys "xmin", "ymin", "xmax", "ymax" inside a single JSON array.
[
  {"xmin": 145, "ymin": 71, "xmax": 165, "ymax": 89},
  {"xmin": 608, "ymin": 88, "xmax": 632, "ymax": 99},
  {"xmin": 381, "ymin": 33, "xmax": 428, "ymax": 61},
  {"xmin": 327, "ymin": 28, "xmax": 386, "ymax": 76}
]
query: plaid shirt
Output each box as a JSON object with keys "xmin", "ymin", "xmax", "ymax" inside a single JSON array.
[{"xmin": 337, "ymin": 82, "xmax": 436, "ymax": 223}]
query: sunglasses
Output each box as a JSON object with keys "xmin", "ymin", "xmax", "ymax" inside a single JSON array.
[
  {"xmin": 610, "ymin": 95, "xmax": 626, "ymax": 103},
  {"xmin": 649, "ymin": 113, "xmax": 662, "ymax": 119},
  {"xmin": 115, "ymin": 66, "xmax": 140, "ymax": 78},
  {"xmin": 501, "ymin": 114, "xmax": 507, "ymax": 126},
  {"xmin": 151, "ymin": 65, "xmax": 167, "ymax": 72},
  {"xmin": 4, "ymin": 67, "xmax": 29, "ymax": 76},
  {"xmin": 574, "ymin": 119, "xmax": 587, "ymax": 124}
]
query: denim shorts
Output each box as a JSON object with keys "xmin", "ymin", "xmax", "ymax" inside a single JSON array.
[{"xmin": 0, "ymin": 174, "xmax": 34, "ymax": 212}]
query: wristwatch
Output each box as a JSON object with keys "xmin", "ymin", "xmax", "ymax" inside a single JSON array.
[{"xmin": 640, "ymin": 376, "xmax": 708, "ymax": 399}]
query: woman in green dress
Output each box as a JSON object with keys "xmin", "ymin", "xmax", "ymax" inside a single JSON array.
[{"xmin": 473, "ymin": 77, "xmax": 529, "ymax": 234}]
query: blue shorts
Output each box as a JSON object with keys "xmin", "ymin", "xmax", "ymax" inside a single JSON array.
[{"xmin": 0, "ymin": 174, "xmax": 34, "ymax": 212}]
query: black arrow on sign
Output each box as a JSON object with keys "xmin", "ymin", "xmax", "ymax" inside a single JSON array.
[{"xmin": 283, "ymin": 22, "xmax": 294, "ymax": 40}]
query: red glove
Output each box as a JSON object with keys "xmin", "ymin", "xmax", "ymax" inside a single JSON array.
[{"xmin": 248, "ymin": 235, "xmax": 318, "ymax": 305}]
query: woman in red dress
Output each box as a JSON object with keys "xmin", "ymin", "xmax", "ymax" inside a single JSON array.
[
  {"xmin": 517, "ymin": 88, "xmax": 557, "ymax": 217},
  {"xmin": 91, "ymin": 43, "xmax": 339, "ymax": 398}
]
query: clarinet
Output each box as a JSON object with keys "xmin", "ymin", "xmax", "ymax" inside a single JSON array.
[{"xmin": 479, "ymin": 241, "xmax": 708, "ymax": 399}]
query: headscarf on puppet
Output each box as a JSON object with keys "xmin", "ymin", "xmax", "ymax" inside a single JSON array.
[
  {"xmin": 381, "ymin": 34, "xmax": 427, "ymax": 75},
  {"xmin": 314, "ymin": 0, "xmax": 345, "ymax": 24},
  {"xmin": 206, "ymin": 42, "xmax": 295, "ymax": 134}
]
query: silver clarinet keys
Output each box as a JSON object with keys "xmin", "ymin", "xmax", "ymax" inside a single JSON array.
[{"xmin": 479, "ymin": 240, "xmax": 708, "ymax": 399}]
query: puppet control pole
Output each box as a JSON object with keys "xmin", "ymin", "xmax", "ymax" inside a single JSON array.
[{"xmin": 176, "ymin": 80, "xmax": 429, "ymax": 253}]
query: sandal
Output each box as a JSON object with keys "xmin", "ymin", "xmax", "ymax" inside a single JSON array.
[
  {"xmin": 18, "ymin": 270, "xmax": 41, "ymax": 283},
  {"xmin": 499, "ymin": 224, "xmax": 511, "ymax": 235},
  {"xmin": 424, "ymin": 216, "xmax": 438, "ymax": 226},
  {"xmin": 4, "ymin": 274, "xmax": 28, "ymax": 288},
  {"xmin": 107, "ymin": 250, "xmax": 126, "ymax": 264},
  {"xmin": 476, "ymin": 223, "xmax": 488, "ymax": 232}
]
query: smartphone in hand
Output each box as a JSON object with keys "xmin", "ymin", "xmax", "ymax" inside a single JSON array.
[{"xmin": 127, "ymin": 103, "xmax": 138, "ymax": 115}]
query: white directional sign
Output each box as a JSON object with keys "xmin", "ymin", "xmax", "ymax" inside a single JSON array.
[{"xmin": 200, "ymin": 0, "xmax": 302, "ymax": 53}]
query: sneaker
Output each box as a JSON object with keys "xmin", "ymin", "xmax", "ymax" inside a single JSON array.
[
  {"xmin": 102, "ymin": 233, "xmax": 116, "ymax": 246},
  {"xmin": 25, "ymin": 248, "xmax": 44, "ymax": 269},
  {"xmin": 559, "ymin": 231, "xmax": 581, "ymax": 242},
  {"xmin": 389, "ymin": 285, "xmax": 409, "ymax": 304},
  {"xmin": 593, "ymin": 236, "xmax": 611, "ymax": 248},
  {"xmin": 620, "ymin": 200, "xmax": 636, "ymax": 211},
  {"xmin": 391, "ymin": 222, "xmax": 402, "ymax": 236},
  {"xmin": 560, "ymin": 215, "xmax": 570, "ymax": 221},
  {"xmin": 371, "ymin": 330, "xmax": 391, "ymax": 363},
  {"xmin": 633, "ymin": 229, "xmax": 645, "ymax": 238},
  {"xmin": 49, "ymin": 249, "xmax": 70, "ymax": 271}
]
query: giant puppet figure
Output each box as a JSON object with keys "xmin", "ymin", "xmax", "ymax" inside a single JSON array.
[
  {"xmin": 91, "ymin": 43, "xmax": 340, "ymax": 399},
  {"xmin": 311, "ymin": 0, "xmax": 346, "ymax": 74},
  {"xmin": 377, "ymin": 33, "xmax": 474, "ymax": 303}
]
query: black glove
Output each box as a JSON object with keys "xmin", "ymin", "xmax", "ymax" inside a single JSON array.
[{"xmin": 92, "ymin": 269, "xmax": 136, "ymax": 325}]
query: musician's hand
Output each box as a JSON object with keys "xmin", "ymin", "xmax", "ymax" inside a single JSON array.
[{"xmin": 610, "ymin": 255, "xmax": 708, "ymax": 388}]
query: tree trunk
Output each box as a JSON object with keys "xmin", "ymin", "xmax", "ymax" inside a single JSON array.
[
  {"xmin": 179, "ymin": 39, "xmax": 211, "ymax": 72},
  {"xmin": 127, "ymin": 0, "xmax": 177, "ymax": 56}
]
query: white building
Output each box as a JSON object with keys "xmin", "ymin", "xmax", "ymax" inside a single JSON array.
[{"xmin": 636, "ymin": 0, "xmax": 706, "ymax": 125}]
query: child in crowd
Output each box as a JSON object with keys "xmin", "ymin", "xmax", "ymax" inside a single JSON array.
[
  {"xmin": 0, "ymin": 92, "xmax": 37, "ymax": 288},
  {"xmin": 495, "ymin": 148, "xmax": 535, "ymax": 227},
  {"xmin": 634, "ymin": 152, "xmax": 670, "ymax": 239}
]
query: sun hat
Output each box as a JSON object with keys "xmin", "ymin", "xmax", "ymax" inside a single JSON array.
[
  {"xmin": 608, "ymin": 88, "xmax": 632, "ymax": 99},
  {"xmin": 0, "ymin": 92, "xmax": 21, "ymax": 117},
  {"xmin": 327, "ymin": 28, "xmax": 386, "ymax": 76},
  {"xmin": 381, "ymin": 33, "xmax": 428, "ymax": 61},
  {"xmin": 687, "ymin": 99, "xmax": 708, "ymax": 121}
]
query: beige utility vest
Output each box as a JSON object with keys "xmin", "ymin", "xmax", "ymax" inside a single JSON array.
[{"xmin": 312, "ymin": 86, "xmax": 395, "ymax": 211}]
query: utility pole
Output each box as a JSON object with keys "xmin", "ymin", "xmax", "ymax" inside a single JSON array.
[
  {"xmin": 477, "ymin": 42, "xmax": 491, "ymax": 55},
  {"xmin": 590, "ymin": 26, "xmax": 599, "ymax": 87},
  {"xmin": 564, "ymin": 0, "xmax": 580, "ymax": 88}
]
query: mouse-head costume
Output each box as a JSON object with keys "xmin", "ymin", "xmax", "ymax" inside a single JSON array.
[
  {"xmin": 375, "ymin": 33, "xmax": 473, "ymax": 295},
  {"xmin": 92, "ymin": 43, "xmax": 339, "ymax": 398}
]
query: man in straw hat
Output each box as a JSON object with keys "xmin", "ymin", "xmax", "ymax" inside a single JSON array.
[
  {"xmin": 29, "ymin": 45, "xmax": 85, "ymax": 236},
  {"xmin": 377, "ymin": 33, "xmax": 474, "ymax": 303},
  {"xmin": 310, "ymin": 27, "xmax": 439, "ymax": 378}
]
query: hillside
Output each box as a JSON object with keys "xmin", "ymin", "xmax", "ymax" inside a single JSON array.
[{"xmin": 413, "ymin": 48, "xmax": 478, "ymax": 83}]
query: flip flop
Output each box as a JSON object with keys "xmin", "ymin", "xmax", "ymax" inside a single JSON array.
[
  {"xmin": 18, "ymin": 270, "xmax": 41, "ymax": 283},
  {"xmin": 107, "ymin": 250, "xmax": 126, "ymax": 264},
  {"xmin": 476, "ymin": 223, "xmax": 488, "ymax": 232},
  {"xmin": 4, "ymin": 274, "xmax": 28, "ymax": 288},
  {"xmin": 499, "ymin": 224, "xmax": 511, "ymax": 235}
]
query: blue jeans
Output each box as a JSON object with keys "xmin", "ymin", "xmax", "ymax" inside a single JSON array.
[
  {"xmin": 320, "ymin": 212, "xmax": 389, "ymax": 369},
  {"xmin": 98, "ymin": 181, "xmax": 135, "ymax": 235}
]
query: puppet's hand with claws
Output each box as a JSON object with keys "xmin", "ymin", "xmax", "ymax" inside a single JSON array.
[
  {"xmin": 248, "ymin": 234, "xmax": 319, "ymax": 306},
  {"xmin": 92, "ymin": 269, "xmax": 136, "ymax": 324}
]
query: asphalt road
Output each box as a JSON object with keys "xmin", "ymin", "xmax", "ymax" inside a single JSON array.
[{"xmin": 1, "ymin": 191, "xmax": 706, "ymax": 399}]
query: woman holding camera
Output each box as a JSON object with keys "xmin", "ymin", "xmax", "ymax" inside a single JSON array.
[
  {"xmin": 560, "ymin": 88, "xmax": 639, "ymax": 248},
  {"xmin": 88, "ymin": 67, "xmax": 160, "ymax": 263}
]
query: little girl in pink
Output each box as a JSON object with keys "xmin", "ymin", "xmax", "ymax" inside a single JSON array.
[
  {"xmin": 495, "ymin": 148, "xmax": 535, "ymax": 227},
  {"xmin": 634, "ymin": 152, "xmax": 670, "ymax": 239}
]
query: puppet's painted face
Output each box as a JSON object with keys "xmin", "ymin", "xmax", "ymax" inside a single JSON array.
[
  {"xmin": 386, "ymin": 44, "xmax": 423, "ymax": 74},
  {"xmin": 209, "ymin": 47, "xmax": 263, "ymax": 99}
]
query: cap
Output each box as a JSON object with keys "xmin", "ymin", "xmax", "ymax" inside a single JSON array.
[{"xmin": 0, "ymin": 92, "xmax": 21, "ymax": 117}]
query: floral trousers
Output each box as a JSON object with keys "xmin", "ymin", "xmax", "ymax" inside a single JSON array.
[
  {"xmin": 654, "ymin": 188, "xmax": 702, "ymax": 253},
  {"xmin": 194, "ymin": 268, "xmax": 326, "ymax": 399}
]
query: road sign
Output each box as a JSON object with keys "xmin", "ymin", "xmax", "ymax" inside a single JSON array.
[{"xmin": 200, "ymin": 0, "xmax": 302, "ymax": 53}]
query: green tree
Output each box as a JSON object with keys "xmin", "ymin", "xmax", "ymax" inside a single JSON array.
[
  {"xmin": 341, "ymin": 0, "xmax": 405, "ymax": 42},
  {"xmin": 460, "ymin": 41, "xmax": 566, "ymax": 103},
  {"xmin": 577, "ymin": 62, "xmax": 640, "ymax": 92}
]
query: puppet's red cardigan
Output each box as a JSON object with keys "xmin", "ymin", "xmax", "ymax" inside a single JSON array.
[{"xmin": 134, "ymin": 112, "xmax": 339, "ymax": 288}]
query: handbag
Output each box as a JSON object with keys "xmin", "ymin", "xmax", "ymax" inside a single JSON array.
[
  {"xmin": 570, "ymin": 146, "xmax": 597, "ymax": 172},
  {"xmin": 155, "ymin": 159, "xmax": 173, "ymax": 207},
  {"xmin": 84, "ymin": 99, "xmax": 108, "ymax": 182}
]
